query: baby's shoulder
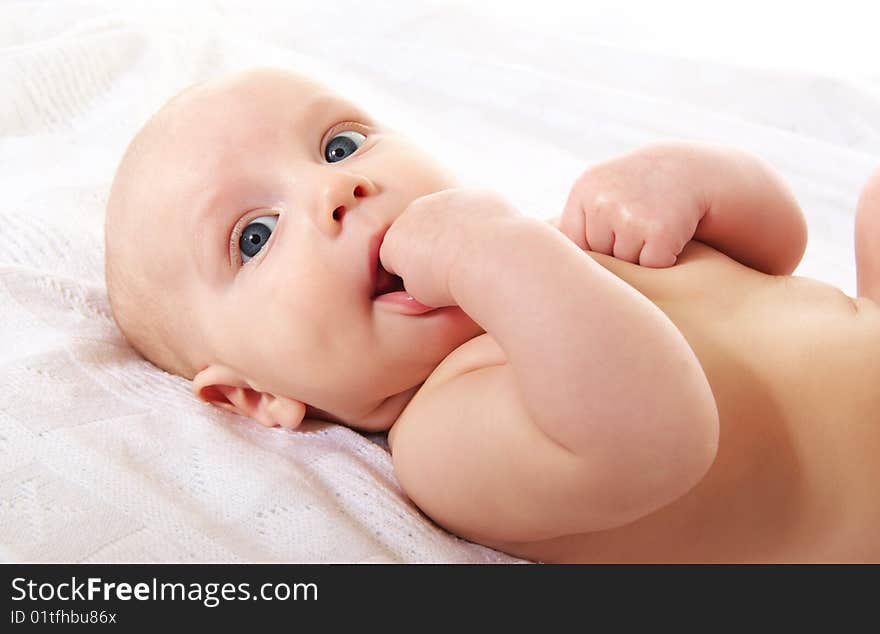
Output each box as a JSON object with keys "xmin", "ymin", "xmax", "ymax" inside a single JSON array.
[
  {"xmin": 387, "ymin": 332, "xmax": 504, "ymax": 450},
  {"xmin": 385, "ymin": 332, "xmax": 595, "ymax": 545},
  {"xmin": 425, "ymin": 332, "xmax": 506, "ymax": 388}
]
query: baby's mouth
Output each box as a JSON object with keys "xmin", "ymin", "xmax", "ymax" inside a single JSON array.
[{"xmin": 372, "ymin": 262, "xmax": 406, "ymax": 298}]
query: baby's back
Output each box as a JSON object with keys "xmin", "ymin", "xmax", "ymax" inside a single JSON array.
[{"xmin": 396, "ymin": 241, "xmax": 880, "ymax": 562}]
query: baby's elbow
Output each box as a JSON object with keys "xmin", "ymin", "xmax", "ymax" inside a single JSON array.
[
  {"xmin": 648, "ymin": 351, "xmax": 721, "ymax": 503},
  {"xmin": 678, "ymin": 401, "xmax": 720, "ymax": 492},
  {"xmin": 665, "ymin": 372, "xmax": 720, "ymax": 489},
  {"xmin": 659, "ymin": 394, "xmax": 720, "ymax": 510},
  {"xmin": 768, "ymin": 209, "xmax": 809, "ymax": 276},
  {"xmin": 765, "ymin": 179, "xmax": 809, "ymax": 276},
  {"xmin": 639, "ymin": 423, "xmax": 718, "ymax": 527},
  {"xmin": 599, "ymin": 386, "xmax": 720, "ymax": 527}
]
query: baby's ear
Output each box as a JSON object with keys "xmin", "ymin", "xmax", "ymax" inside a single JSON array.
[{"xmin": 192, "ymin": 365, "xmax": 306, "ymax": 430}]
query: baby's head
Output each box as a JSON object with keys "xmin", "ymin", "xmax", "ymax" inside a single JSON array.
[{"xmin": 105, "ymin": 67, "xmax": 482, "ymax": 432}]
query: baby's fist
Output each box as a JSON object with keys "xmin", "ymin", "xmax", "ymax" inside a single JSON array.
[
  {"xmin": 559, "ymin": 143, "xmax": 708, "ymax": 267},
  {"xmin": 379, "ymin": 188, "xmax": 523, "ymax": 307}
]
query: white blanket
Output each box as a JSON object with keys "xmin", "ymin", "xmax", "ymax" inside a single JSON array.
[{"xmin": 1, "ymin": 0, "xmax": 877, "ymax": 563}]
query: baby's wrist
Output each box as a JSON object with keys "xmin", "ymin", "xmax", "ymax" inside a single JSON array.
[{"xmin": 447, "ymin": 217, "xmax": 556, "ymax": 302}]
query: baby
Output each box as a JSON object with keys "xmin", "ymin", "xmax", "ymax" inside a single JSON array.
[{"xmin": 105, "ymin": 67, "xmax": 880, "ymax": 563}]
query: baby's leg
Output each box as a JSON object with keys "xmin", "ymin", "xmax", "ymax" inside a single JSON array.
[{"xmin": 855, "ymin": 168, "xmax": 880, "ymax": 303}]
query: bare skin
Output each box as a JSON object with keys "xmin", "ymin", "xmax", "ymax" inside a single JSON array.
[
  {"xmin": 106, "ymin": 68, "xmax": 880, "ymax": 562},
  {"xmin": 386, "ymin": 159, "xmax": 880, "ymax": 563},
  {"xmin": 105, "ymin": 67, "xmax": 484, "ymax": 432},
  {"xmin": 392, "ymin": 240, "xmax": 880, "ymax": 563}
]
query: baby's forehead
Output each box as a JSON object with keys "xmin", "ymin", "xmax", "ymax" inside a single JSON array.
[
  {"xmin": 160, "ymin": 70, "xmax": 345, "ymax": 164},
  {"xmin": 177, "ymin": 68, "xmax": 330, "ymax": 118}
]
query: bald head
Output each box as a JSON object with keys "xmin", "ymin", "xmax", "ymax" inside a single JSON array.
[{"xmin": 104, "ymin": 81, "xmax": 210, "ymax": 380}]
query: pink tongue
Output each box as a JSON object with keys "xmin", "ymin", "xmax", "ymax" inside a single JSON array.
[
  {"xmin": 380, "ymin": 291, "xmax": 435, "ymax": 313},
  {"xmin": 375, "ymin": 264, "xmax": 435, "ymax": 311},
  {"xmin": 406, "ymin": 295, "xmax": 433, "ymax": 310}
]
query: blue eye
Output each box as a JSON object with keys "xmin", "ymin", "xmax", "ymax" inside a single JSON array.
[
  {"xmin": 239, "ymin": 215, "xmax": 278, "ymax": 263},
  {"xmin": 324, "ymin": 130, "xmax": 366, "ymax": 163}
]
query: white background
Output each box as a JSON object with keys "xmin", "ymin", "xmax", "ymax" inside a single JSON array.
[{"xmin": 458, "ymin": 0, "xmax": 880, "ymax": 81}]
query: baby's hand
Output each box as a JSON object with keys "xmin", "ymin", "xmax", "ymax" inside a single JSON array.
[
  {"xmin": 379, "ymin": 188, "xmax": 523, "ymax": 307},
  {"xmin": 559, "ymin": 143, "xmax": 708, "ymax": 267}
]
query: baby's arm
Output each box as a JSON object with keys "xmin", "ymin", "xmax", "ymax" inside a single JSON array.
[
  {"xmin": 688, "ymin": 142, "xmax": 808, "ymax": 275},
  {"xmin": 558, "ymin": 141, "xmax": 808, "ymax": 274},
  {"xmin": 391, "ymin": 202, "xmax": 719, "ymax": 544}
]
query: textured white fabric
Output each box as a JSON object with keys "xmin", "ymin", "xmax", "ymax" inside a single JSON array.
[{"xmin": 1, "ymin": 0, "xmax": 878, "ymax": 563}]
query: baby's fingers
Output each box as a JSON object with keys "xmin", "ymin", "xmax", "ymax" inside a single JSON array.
[
  {"xmin": 559, "ymin": 192, "xmax": 589, "ymax": 250},
  {"xmin": 584, "ymin": 206, "xmax": 614, "ymax": 255},
  {"xmin": 639, "ymin": 240, "xmax": 678, "ymax": 268},
  {"xmin": 612, "ymin": 231, "xmax": 645, "ymax": 264}
]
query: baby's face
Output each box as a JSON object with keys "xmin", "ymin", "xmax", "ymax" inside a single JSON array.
[{"xmin": 132, "ymin": 68, "xmax": 482, "ymax": 430}]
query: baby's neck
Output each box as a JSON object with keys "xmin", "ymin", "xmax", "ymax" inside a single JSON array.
[{"xmin": 356, "ymin": 383, "xmax": 423, "ymax": 431}]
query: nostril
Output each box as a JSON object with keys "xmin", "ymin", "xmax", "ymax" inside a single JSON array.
[
  {"xmin": 353, "ymin": 185, "xmax": 365, "ymax": 198},
  {"xmin": 332, "ymin": 206, "xmax": 344, "ymax": 220}
]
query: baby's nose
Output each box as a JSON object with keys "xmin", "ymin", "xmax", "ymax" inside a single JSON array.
[
  {"xmin": 316, "ymin": 172, "xmax": 376, "ymax": 229},
  {"xmin": 331, "ymin": 182, "xmax": 370, "ymax": 221}
]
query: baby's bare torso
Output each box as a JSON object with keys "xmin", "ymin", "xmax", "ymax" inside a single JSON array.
[{"xmin": 426, "ymin": 240, "xmax": 880, "ymax": 562}]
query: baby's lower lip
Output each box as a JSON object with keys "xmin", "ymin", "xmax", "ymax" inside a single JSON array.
[{"xmin": 373, "ymin": 291, "xmax": 437, "ymax": 314}]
